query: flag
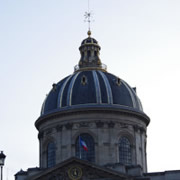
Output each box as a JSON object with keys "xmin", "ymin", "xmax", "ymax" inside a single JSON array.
[{"xmin": 79, "ymin": 137, "xmax": 88, "ymax": 151}]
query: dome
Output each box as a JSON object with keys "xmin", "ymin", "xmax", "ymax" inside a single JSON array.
[
  {"xmin": 40, "ymin": 31, "xmax": 144, "ymax": 117},
  {"xmin": 41, "ymin": 71, "xmax": 143, "ymax": 116},
  {"xmin": 81, "ymin": 37, "xmax": 98, "ymax": 45},
  {"xmin": 81, "ymin": 30, "xmax": 98, "ymax": 45}
]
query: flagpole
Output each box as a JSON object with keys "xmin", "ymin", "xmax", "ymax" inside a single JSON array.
[{"xmin": 79, "ymin": 135, "xmax": 81, "ymax": 159}]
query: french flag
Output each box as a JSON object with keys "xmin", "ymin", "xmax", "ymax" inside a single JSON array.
[{"xmin": 80, "ymin": 137, "xmax": 88, "ymax": 151}]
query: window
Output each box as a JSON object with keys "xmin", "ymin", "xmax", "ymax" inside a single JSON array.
[
  {"xmin": 119, "ymin": 137, "xmax": 132, "ymax": 165},
  {"xmin": 94, "ymin": 51, "xmax": 97, "ymax": 56},
  {"xmin": 75, "ymin": 133, "xmax": 95, "ymax": 162},
  {"xmin": 87, "ymin": 50, "xmax": 91, "ymax": 59},
  {"xmin": 47, "ymin": 142, "xmax": 56, "ymax": 168},
  {"xmin": 81, "ymin": 75, "xmax": 87, "ymax": 85}
]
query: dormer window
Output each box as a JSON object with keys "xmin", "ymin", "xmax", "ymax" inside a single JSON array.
[
  {"xmin": 116, "ymin": 78, "xmax": 121, "ymax": 86},
  {"xmin": 81, "ymin": 75, "xmax": 87, "ymax": 85}
]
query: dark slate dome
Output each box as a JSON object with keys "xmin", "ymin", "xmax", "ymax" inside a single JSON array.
[
  {"xmin": 41, "ymin": 71, "xmax": 143, "ymax": 116},
  {"xmin": 40, "ymin": 31, "xmax": 143, "ymax": 117}
]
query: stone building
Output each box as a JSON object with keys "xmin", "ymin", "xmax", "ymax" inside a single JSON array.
[{"xmin": 15, "ymin": 31, "xmax": 180, "ymax": 180}]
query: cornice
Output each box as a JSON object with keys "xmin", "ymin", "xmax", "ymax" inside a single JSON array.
[{"xmin": 35, "ymin": 106, "xmax": 150, "ymax": 130}]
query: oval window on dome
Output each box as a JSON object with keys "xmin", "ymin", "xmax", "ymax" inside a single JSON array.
[
  {"xmin": 81, "ymin": 75, "xmax": 87, "ymax": 85},
  {"xmin": 116, "ymin": 78, "xmax": 121, "ymax": 86}
]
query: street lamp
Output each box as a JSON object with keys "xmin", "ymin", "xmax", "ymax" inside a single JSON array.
[{"xmin": 0, "ymin": 151, "xmax": 6, "ymax": 180}]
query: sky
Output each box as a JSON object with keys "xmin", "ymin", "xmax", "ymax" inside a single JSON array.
[{"xmin": 0, "ymin": 0, "xmax": 180, "ymax": 179}]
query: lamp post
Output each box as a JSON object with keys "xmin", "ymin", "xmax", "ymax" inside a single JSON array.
[{"xmin": 0, "ymin": 151, "xmax": 6, "ymax": 180}]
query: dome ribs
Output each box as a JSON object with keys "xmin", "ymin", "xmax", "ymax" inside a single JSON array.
[
  {"xmin": 98, "ymin": 71, "xmax": 113, "ymax": 104},
  {"xmin": 92, "ymin": 70, "xmax": 102, "ymax": 104},
  {"xmin": 66, "ymin": 72, "xmax": 81, "ymax": 106},
  {"xmin": 57, "ymin": 75, "xmax": 73, "ymax": 108}
]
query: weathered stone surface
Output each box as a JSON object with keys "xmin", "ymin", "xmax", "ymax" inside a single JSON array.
[{"xmin": 38, "ymin": 110, "xmax": 148, "ymax": 172}]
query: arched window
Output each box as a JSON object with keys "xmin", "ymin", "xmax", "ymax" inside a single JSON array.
[
  {"xmin": 87, "ymin": 50, "xmax": 91, "ymax": 60},
  {"xmin": 47, "ymin": 142, "xmax": 56, "ymax": 168},
  {"xmin": 75, "ymin": 133, "xmax": 95, "ymax": 162},
  {"xmin": 119, "ymin": 137, "xmax": 132, "ymax": 165}
]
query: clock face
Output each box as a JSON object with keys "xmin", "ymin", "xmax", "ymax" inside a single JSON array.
[{"xmin": 68, "ymin": 166, "xmax": 82, "ymax": 180}]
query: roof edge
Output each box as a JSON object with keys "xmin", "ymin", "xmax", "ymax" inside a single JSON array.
[{"xmin": 35, "ymin": 104, "xmax": 150, "ymax": 130}]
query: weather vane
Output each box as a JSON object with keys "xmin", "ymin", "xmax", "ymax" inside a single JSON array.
[{"xmin": 84, "ymin": 0, "xmax": 94, "ymax": 34}]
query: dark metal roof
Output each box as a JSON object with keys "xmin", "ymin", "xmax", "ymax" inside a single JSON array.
[
  {"xmin": 81, "ymin": 37, "xmax": 98, "ymax": 45},
  {"xmin": 40, "ymin": 71, "xmax": 143, "ymax": 117}
]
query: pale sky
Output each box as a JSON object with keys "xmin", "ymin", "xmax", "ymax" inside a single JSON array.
[{"xmin": 0, "ymin": 0, "xmax": 180, "ymax": 179}]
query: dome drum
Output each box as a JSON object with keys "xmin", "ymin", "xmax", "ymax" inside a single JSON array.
[{"xmin": 37, "ymin": 109, "xmax": 148, "ymax": 172}]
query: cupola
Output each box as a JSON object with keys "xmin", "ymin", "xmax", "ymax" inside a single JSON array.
[
  {"xmin": 39, "ymin": 31, "xmax": 148, "ymax": 119},
  {"xmin": 74, "ymin": 31, "xmax": 107, "ymax": 72}
]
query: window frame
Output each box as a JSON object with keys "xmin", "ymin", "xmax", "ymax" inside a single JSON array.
[
  {"xmin": 118, "ymin": 136, "xmax": 132, "ymax": 165},
  {"xmin": 47, "ymin": 142, "xmax": 56, "ymax": 168},
  {"xmin": 75, "ymin": 133, "xmax": 95, "ymax": 162}
]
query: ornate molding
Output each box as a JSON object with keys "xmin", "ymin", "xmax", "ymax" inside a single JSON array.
[
  {"xmin": 133, "ymin": 125, "xmax": 146, "ymax": 134},
  {"xmin": 56, "ymin": 125, "xmax": 63, "ymax": 132},
  {"xmin": 96, "ymin": 121, "xmax": 104, "ymax": 128},
  {"xmin": 38, "ymin": 131, "xmax": 44, "ymax": 139},
  {"xmin": 68, "ymin": 166, "xmax": 82, "ymax": 180},
  {"xmin": 65, "ymin": 123, "xmax": 73, "ymax": 130},
  {"xmin": 139, "ymin": 127, "xmax": 146, "ymax": 134},
  {"xmin": 133, "ymin": 125, "xmax": 139, "ymax": 132},
  {"xmin": 108, "ymin": 121, "xmax": 115, "ymax": 128},
  {"xmin": 46, "ymin": 128, "xmax": 52, "ymax": 135},
  {"xmin": 79, "ymin": 122, "xmax": 89, "ymax": 127}
]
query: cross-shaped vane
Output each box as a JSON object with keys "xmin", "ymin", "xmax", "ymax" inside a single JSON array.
[{"xmin": 84, "ymin": 0, "xmax": 93, "ymax": 31}]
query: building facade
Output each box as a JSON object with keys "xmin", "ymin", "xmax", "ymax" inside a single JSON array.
[{"xmin": 15, "ymin": 31, "xmax": 180, "ymax": 180}]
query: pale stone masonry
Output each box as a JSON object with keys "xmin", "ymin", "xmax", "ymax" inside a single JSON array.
[{"xmin": 15, "ymin": 31, "xmax": 180, "ymax": 180}]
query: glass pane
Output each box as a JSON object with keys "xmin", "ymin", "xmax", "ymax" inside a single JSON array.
[
  {"xmin": 47, "ymin": 142, "xmax": 56, "ymax": 168},
  {"xmin": 119, "ymin": 137, "xmax": 132, "ymax": 165}
]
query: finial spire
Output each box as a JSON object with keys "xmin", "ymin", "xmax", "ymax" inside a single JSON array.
[
  {"xmin": 87, "ymin": 30, "xmax": 91, "ymax": 37},
  {"xmin": 84, "ymin": 0, "xmax": 93, "ymax": 35},
  {"xmin": 74, "ymin": 0, "xmax": 107, "ymax": 72}
]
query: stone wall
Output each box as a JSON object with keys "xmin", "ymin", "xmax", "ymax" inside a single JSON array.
[{"xmin": 37, "ymin": 109, "xmax": 148, "ymax": 172}]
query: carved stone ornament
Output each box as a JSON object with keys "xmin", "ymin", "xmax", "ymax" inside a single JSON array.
[
  {"xmin": 52, "ymin": 83, "xmax": 57, "ymax": 91},
  {"xmin": 139, "ymin": 126, "xmax": 146, "ymax": 133},
  {"xmin": 96, "ymin": 121, "xmax": 104, "ymax": 128},
  {"xmin": 108, "ymin": 121, "xmax": 115, "ymax": 128},
  {"xmin": 65, "ymin": 123, "xmax": 73, "ymax": 130},
  {"xmin": 68, "ymin": 166, "xmax": 82, "ymax": 180},
  {"xmin": 133, "ymin": 125, "xmax": 139, "ymax": 132},
  {"xmin": 56, "ymin": 125, "xmax": 63, "ymax": 132},
  {"xmin": 79, "ymin": 122, "xmax": 89, "ymax": 127},
  {"xmin": 38, "ymin": 131, "xmax": 44, "ymax": 139},
  {"xmin": 46, "ymin": 128, "xmax": 52, "ymax": 135}
]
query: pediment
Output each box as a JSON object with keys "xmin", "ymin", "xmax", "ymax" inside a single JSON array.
[{"xmin": 28, "ymin": 157, "xmax": 132, "ymax": 180}]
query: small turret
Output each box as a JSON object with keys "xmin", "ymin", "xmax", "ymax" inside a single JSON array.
[{"xmin": 74, "ymin": 31, "xmax": 107, "ymax": 72}]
